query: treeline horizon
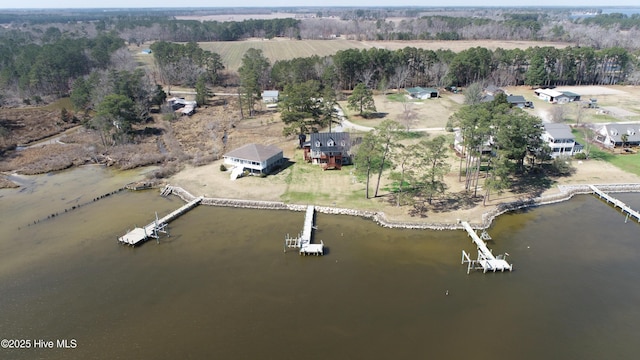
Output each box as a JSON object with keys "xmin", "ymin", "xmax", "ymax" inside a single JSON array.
[
  {"xmin": 0, "ymin": 8, "xmax": 639, "ymax": 106},
  {"xmin": 1, "ymin": 7, "xmax": 640, "ymax": 48}
]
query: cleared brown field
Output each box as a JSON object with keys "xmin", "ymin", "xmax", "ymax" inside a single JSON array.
[{"xmin": 200, "ymin": 38, "xmax": 574, "ymax": 72}]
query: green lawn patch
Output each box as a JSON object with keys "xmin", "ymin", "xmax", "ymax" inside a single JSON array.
[{"xmin": 573, "ymin": 129, "xmax": 640, "ymax": 176}]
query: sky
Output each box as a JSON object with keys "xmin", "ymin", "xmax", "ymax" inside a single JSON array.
[{"xmin": 0, "ymin": 1, "xmax": 638, "ymax": 9}]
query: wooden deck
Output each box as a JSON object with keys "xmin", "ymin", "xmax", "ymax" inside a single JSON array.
[{"xmin": 118, "ymin": 196, "xmax": 203, "ymax": 246}]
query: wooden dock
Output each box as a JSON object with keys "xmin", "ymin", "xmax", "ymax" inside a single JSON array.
[
  {"xmin": 590, "ymin": 185, "xmax": 640, "ymax": 223},
  {"xmin": 284, "ymin": 205, "xmax": 324, "ymax": 256},
  {"xmin": 460, "ymin": 221, "xmax": 512, "ymax": 274},
  {"xmin": 118, "ymin": 196, "xmax": 203, "ymax": 246}
]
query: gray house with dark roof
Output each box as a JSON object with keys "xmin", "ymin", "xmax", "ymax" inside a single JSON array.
[
  {"xmin": 595, "ymin": 124, "xmax": 640, "ymax": 148},
  {"xmin": 303, "ymin": 132, "xmax": 353, "ymax": 170},
  {"xmin": 223, "ymin": 143, "xmax": 284, "ymax": 175}
]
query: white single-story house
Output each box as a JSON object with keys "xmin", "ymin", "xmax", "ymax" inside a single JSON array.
[
  {"xmin": 541, "ymin": 123, "xmax": 582, "ymax": 158},
  {"xmin": 594, "ymin": 124, "xmax": 640, "ymax": 148},
  {"xmin": 261, "ymin": 90, "xmax": 279, "ymax": 103},
  {"xmin": 534, "ymin": 89, "xmax": 581, "ymax": 104},
  {"xmin": 406, "ymin": 87, "xmax": 439, "ymax": 99},
  {"xmin": 223, "ymin": 143, "xmax": 285, "ymax": 175}
]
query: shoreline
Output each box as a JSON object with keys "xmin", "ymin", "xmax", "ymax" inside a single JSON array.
[{"xmin": 160, "ymin": 183, "xmax": 640, "ymax": 231}]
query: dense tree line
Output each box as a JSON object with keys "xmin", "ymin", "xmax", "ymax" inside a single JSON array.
[
  {"xmin": 4, "ymin": 8, "xmax": 640, "ymax": 50},
  {"xmin": 111, "ymin": 18, "xmax": 300, "ymax": 43},
  {"xmin": 580, "ymin": 13, "xmax": 640, "ymax": 31},
  {"xmin": 150, "ymin": 41, "xmax": 224, "ymax": 93},
  {"xmin": 268, "ymin": 45, "xmax": 639, "ymax": 92},
  {"xmin": 0, "ymin": 32, "xmax": 124, "ymax": 101}
]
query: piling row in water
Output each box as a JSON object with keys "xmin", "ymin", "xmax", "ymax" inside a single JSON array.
[{"xmin": 23, "ymin": 187, "xmax": 127, "ymax": 228}]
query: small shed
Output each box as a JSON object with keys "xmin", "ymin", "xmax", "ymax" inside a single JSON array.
[{"xmin": 223, "ymin": 143, "xmax": 285, "ymax": 175}]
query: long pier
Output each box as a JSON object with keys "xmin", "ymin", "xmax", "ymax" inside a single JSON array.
[
  {"xmin": 590, "ymin": 185, "xmax": 640, "ymax": 223},
  {"xmin": 118, "ymin": 196, "xmax": 203, "ymax": 246},
  {"xmin": 460, "ymin": 221, "xmax": 512, "ymax": 274},
  {"xmin": 284, "ymin": 205, "xmax": 324, "ymax": 256}
]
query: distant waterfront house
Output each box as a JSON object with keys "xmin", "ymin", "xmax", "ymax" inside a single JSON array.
[
  {"xmin": 261, "ymin": 90, "xmax": 279, "ymax": 103},
  {"xmin": 223, "ymin": 143, "xmax": 285, "ymax": 175},
  {"xmin": 303, "ymin": 132, "xmax": 353, "ymax": 170},
  {"xmin": 594, "ymin": 124, "xmax": 640, "ymax": 148},
  {"xmin": 541, "ymin": 123, "xmax": 582, "ymax": 158},
  {"xmin": 406, "ymin": 87, "xmax": 439, "ymax": 99}
]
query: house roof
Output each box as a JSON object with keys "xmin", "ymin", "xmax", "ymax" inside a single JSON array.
[
  {"xmin": 224, "ymin": 143, "xmax": 282, "ymax": 162},
  {"xmin": 480, "ymin": 94, "xmax": 495, "ymax": 102},
  {"xmin": 535, "ymin": 88, "xmax": 563, "ymax": 98},
  {"xmin": 484, "ymin": 85, "xmax": 503, "ymax": 94},
  {"xmin": 543, "ymin": 123, "xmax": 574, "ymax": 140},
  {"xmin": 262, "ymin": 90, "xmax": 279, "ymax": 97},
  {"xmin": 406, "ymin": 87, "xmax": 427, "ymax": 95},
  {"xmin": 310, "ymin": 132, "xmax": 351, "ymax": 151},
  {"xmin": 507, "ymin": 95, "xmax": 526, "ymax": 104},
  {"xmin": 168, "ymin": 97, "xmax": 197, "ymax": 106},
  {"xmin": 406, "ymin": 86, "xmax": 437, "ymax": 92},
  {"xmin": 560, "ymin": 91, "xmax": 580, "ymax": 98},
  {"xmin": 599, "ymin": 124, "xmax": 640, "ymax": 142}
]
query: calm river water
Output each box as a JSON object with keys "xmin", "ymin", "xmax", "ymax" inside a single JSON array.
[{"xmin": 1, "ymin": 166, "xmax": 639, "ymax": 359}]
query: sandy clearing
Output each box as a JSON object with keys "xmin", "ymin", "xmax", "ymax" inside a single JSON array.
[
  {"xmin": 554, "ymin": 86, "xmax": 628, "ymax": 96},
  {"xmin": 600, "ymin": 106, "xmax": 639, "ymax": 117}
]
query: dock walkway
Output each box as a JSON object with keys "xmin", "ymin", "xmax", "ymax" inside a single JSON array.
[
  {"xmin": 461, "ymin": 221, "xmax": 512, "ymax": 274},
  {"xmin": 590, "ymin": 185, "xmax": 640, "ymax": 223},
  {"xmin": 284, "ymin": 205, "xmax": 324, "ymax": 256},
  {"xmin": 118, "ymin": 196, "xmax": 203, "ymax": 245}
]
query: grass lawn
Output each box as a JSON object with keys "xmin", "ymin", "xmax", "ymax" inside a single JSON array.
[
  {"xmin": 573, "ymin": 129, "xmax": 640, "ymax": 176},
  {"xmin": 339, "ymin": 92, "xmax": 459, "ymax": 130}
]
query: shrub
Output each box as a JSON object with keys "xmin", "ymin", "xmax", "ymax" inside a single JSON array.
[
  {"xmin": 220, "ymin": 164, "xmax": 227, "ymax": 171},
  {"xmin": 574, "ymin": 152, "xmax": 587, "ymax": 160}
]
